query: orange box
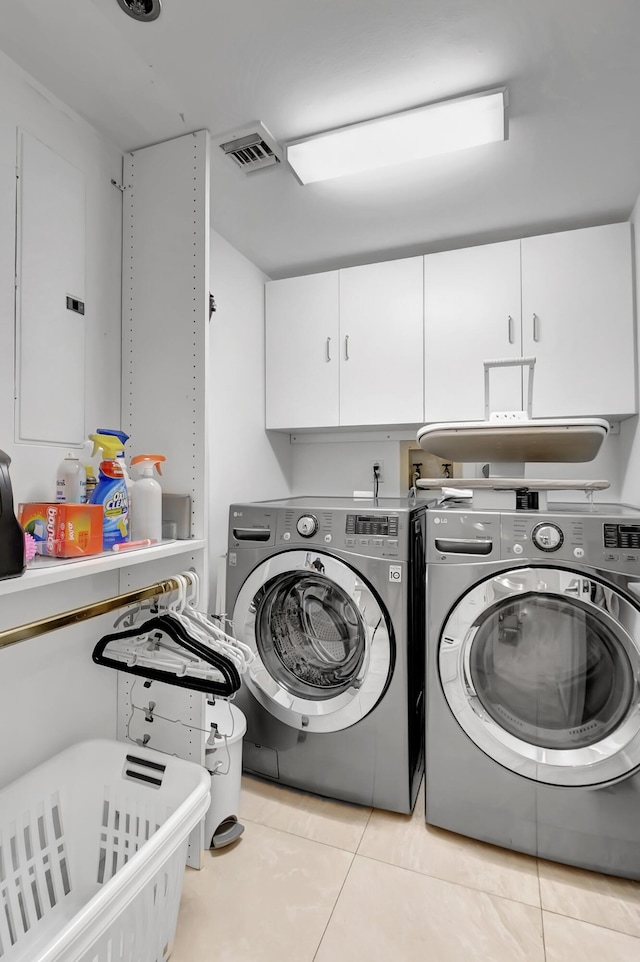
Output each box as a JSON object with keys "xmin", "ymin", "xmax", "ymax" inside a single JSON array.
[{"xmin": 19, "ymin": 503, "xmax": 104, "ymax": 557}]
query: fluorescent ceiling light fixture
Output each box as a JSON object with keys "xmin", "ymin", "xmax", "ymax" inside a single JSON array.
[{"xmin": 286, "ymin": 87, "xmax": 507, "ymax": 185}]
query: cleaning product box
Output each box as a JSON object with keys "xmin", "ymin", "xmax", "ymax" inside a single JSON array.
[{"xmin": 19, "ymin": 503, "xmax": 104, "ymax": 557}]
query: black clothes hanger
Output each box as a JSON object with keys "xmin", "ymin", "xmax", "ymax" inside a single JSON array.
[
  {"xmin": 155, "ymin": 612, "xmax": 242, "ymax": 692},
  {"xmin": 93, "ymin": 613, "xmax": 241, "ymax": 696}
]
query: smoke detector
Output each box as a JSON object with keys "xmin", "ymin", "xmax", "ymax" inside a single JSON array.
[
  {"xmin": 116, "ymin": 0, "xmax": 162, "ymax": 22},
  {"xmin": 216, "ymin": 122, "xmax": 282, "ymax": 174}
]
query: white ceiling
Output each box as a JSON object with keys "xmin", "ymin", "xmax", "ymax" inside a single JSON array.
[{"xmin": 2, "ymin": 0, "xmax": 640, "ymax": 279}]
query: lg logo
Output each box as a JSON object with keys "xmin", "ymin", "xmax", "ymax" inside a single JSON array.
[{"xmin": 388, "ymin": 565, "xmax": 402, "ymax": 583}]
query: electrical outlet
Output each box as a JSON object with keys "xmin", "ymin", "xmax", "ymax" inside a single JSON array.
[
  {"xmin": 489, "ymin": 411, "xmax": 528, "ymax": 422},
  {"xmin": 372, "ymin": 460, "xmax": 384, "ymax": 483}
]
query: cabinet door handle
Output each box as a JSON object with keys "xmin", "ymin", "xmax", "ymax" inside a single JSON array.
[
  {"xmin": 326, "ymin": 336, "xmax": 331, "ymax": 362},
  {"xmin": 507, "ymin": 315, "xmax": 514, "ymax": 344},
  {"xmin": 533, "ymin": 313, "xmax": 540, "ymax": 342},
  {"xmin": 344, "ymin": 334, "xmax": 350, "ymax": 360}
]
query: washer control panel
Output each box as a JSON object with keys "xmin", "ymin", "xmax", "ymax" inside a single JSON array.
[
  {"xmin": 345, "ymin": 514, "xmax": 399, "ymax": 538},
  {"xmin": 273, "ymin": 504, "xmax": 408, "ymax": 558},
  {"xmin": 229, "ymin": 501, "xmax": 420, "ymax": 562}
]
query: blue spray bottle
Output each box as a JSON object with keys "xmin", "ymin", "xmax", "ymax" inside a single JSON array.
[
  {"xmin": 96, "ymin": 428, "xmax": 134, "ymax": 505},
  {"xmin": 88, "ymin": 434, "xmax": 129, "ymax": 549}
]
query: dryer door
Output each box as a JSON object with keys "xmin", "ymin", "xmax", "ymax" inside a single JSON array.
[
  {"xmin": 440, "ymin": 566, "xmax": 640, "ymax": 786},
  {"xmin": 233, "ymin": 550, "xmax": 393, "ymax": 733}
]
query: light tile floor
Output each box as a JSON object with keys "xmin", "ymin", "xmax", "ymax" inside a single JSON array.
[{"xmin": 171, "ymin": 776, "xmax": 640, "ymax": 962}]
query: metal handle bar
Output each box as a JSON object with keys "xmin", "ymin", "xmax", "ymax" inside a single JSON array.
[{"xmin": 483, "ymin": 357, "xmax": 536, "ymax": 420}]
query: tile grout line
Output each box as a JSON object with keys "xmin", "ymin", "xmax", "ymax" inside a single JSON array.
[
  {"xmin": 311, "ymin": 851, "xmax": 358, "ymax": 962},
  {"xmin": 537, "ymin": 859, "xmax": 548, "ymax": 962},
  {"xmin": 541, "ymin": 907, "xmax": 640, "ymax": 942},
  {"xmin": 354, "ymin": 851, "xmax": 542, "ymax": 910},
  {"xmin": 240, "ymin": 811, "xmax": 371, "ymax": 855},
  {"xmin": 537, "ymin": 857, "xmax": 640, "ymax": 944},
  {"xmin": 355, "ymin": 805, "xmax": 374, "ymax": 855},
  {"xmin": 243, "ymin": 804, "xmax": 640, "ymax": 945}
]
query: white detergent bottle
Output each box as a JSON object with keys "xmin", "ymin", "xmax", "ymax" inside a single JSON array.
[
  {"xmin": 56, "ymin": 451, "xmax": 87, "ymax": 503},
  {"xmin": 130, "ymin": 455, "xmax": 166, "ymax": 542}
]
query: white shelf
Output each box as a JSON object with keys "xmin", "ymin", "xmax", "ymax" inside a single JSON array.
[{"xmin": 0, "ymin": 539, "xmax": 207, "ymax": 597}]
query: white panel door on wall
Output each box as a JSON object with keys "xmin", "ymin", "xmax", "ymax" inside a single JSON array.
[
  {"xmin": 265, "ymin": 271, "xmax": 339, "ymax": 429},
  {"xmin": 338, "ymin": 257, "xmax": 424, "ymax": 426},
  {"xmin": 521, "ymin": 223, "xmax": 635, "ymax": 420},
  {"xmin": 424, "ymin": 240, "xmax": 522, "ymax": 423},
  {"xmin": 16, "ymin": 130, "xmax": 86, "ymax": 445},
  {"xmin": 0, "ymin": 126, "xmax": 17, "ymax": 450}
]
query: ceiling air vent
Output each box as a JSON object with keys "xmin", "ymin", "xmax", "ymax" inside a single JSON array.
[
  {"xmin": 217, "ymin": 123, "xmax": 281, "ymax": 174},
  {"xmin": 116, "ymin": 0, "xmax": 162, "ymax": 21}
]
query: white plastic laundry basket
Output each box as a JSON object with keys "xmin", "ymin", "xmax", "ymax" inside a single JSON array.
[{"xmin": 0, "ymin": 739, "xmax": 210, "ymax": 962}]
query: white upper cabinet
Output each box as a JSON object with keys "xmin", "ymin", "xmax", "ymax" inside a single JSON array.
[
  {"xmin": 424, "ymin": 223, "xmax": 636, "ymax": 424},
  {"xmin": 265, "ymin": 271, "xmax": 339, "ymax": 429},
  {"xmin": 339, "ymin": 257, "xmax": 424, "ymax": 426},
  {"xmin": 521, "ymin": 223, "xmax": 635, "ymax": 420},
  {"xmin": 266, "ymin": 221, "xmax": 635, "ymax": 433},
  {"xmin": 424, "ymin": 241, "xmax": 522, "ymax": 422},
  {"xmin": 265, "ymin": 258, "xmax": 424, "ymax": 430}
]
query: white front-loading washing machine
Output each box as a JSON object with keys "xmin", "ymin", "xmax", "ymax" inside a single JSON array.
[
  {"xmin": 225, "ymin": 497, "xmax": 426, "ymax": 813},
  {"xmin": 426, "ymin": 500, "xmax": 640, "ymax": 878}
]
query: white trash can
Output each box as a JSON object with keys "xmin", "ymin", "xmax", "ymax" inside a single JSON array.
[{"xmin": 204, "ymin": 700, "xmax": 247, "ymax": 848}]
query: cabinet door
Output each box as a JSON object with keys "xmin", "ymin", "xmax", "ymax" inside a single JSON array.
[
  {"xmin": 521, "ymin": 223, "xmax": 635, "ymax": 419},
  {"xmin": 424, "ymin": 241, "xmax": 522, "ymax": 422},
  {"xmin": 265, "ymin": 272, "xmax": 339, "ymax": 429},
  {"xmin": 339, "ymin": 257, "xmax": 424, "ymax": 426}
]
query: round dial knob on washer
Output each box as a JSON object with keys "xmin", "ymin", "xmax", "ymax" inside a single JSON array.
[
  {"xmin": 531, "ymin": 522, "xmax": 564, "ymax": 552},
  {"xmin": 296, "ymin": 514, "xmax": 318, "ymax": 538}
]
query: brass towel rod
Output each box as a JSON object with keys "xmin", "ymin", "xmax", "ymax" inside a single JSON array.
[{"xmin": 0, "ymin": 577, "xmax": 184, "ymax": 651}]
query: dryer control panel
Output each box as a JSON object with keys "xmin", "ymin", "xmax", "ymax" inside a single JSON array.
[
  {"xmin": 428, "ymin": 504, "xmax": 640, "ymax": 574},
  {"xmin": 603, "ymin": 523, "xmax": 640, "ymax": 550},
  {"xmin": 502, "ymin": 509, "xmax": 640, "ymax": 573},
  {"xmin": 530, "ymin": 522, "xmax": 564, "ymax": 552},
  {"xmin": 502, "ymin": 513, "xmax": 585, "ymax": 563}
]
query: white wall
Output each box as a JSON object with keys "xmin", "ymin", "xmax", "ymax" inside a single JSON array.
[
  {"xmin": 290, "ymin": 437, "xmax": 405, "ymax": 498},
  {"xmin": 208, "ymin": 230, "xmax": 292, "ymax": 606},
  {"xmin": 522, "ymin": 437, "xmax": 623, "ymax": 503},
  {"xmin": 0, "ymin": 53, "xmax": 123, "ymax": 786},
  {"xmin": 288, "ymin": 431, "xmax": 624, "ymax": 504},
  {"xmin": 619, "ymin": 198, "xmax": 640, "ymax": 507}
]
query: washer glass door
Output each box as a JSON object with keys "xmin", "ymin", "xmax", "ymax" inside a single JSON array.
[
  {"xmin": 440, "ymin": 567, "xmax": 640, "ymax": 786},
  {"xmin": 257, "ymin": 570, "xmax": 365, "ymax": 699},
  {"xmin": 234, "ymin": 550, "xmax": 392, "ymax": 732}
]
